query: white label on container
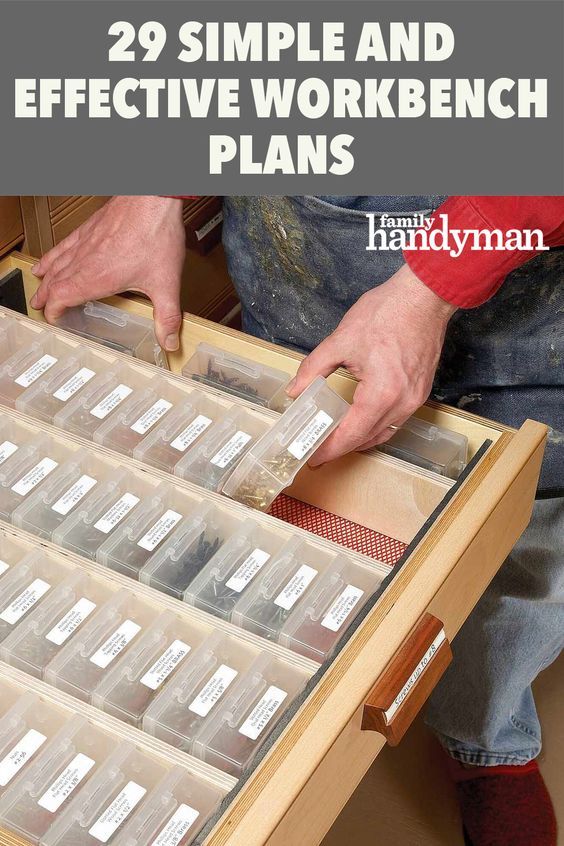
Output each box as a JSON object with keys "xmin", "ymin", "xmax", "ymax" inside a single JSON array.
[
  {"xmin": 0, "ymin": 441, "xmax": 18, "ymax": 466},
  {"xmin": 38, "ymin": 753, "xmax": 96, "ymax": 813},
  {"xmin": 45, "ymin": 597, "xmax": 97, "ymax": 646},
  {"xmin": 89, "ymin": 619, "xmax": 141, "ymax": 669},
  {"xmin": 0, "ymin": 560, "xmax": 8, "ymax": 576},
  {"xmin": 288, "ymin": 410, "xmax": 333, "ymax": 460},
  {"xmin": 321, "ymin": 585, "xmax": 365, "ymax": 633},
  {"xmin": 130, "ymin": 399, "xmax": 173, "ymax": 435},
  {"xmin": 196, "ymin": 210, "xmax": 223, "ymax": 242},
  {"xmin": 137, "ymin": 510, "xmax": 183, "ymax": 551},
  {"xmin": 274, "ymin": 565, "xmax": 318, "ymax": 611},
  {"xmin": 11, "ymin": 457, "xmax": 58, "ymax": 496},
  {"xmin": 90, "ymin": 384, "xmax": 133, "ymax": 420},
  {"xmin": 239, "ymin": 685, "xmax": 288, "ymax": 741},
  {"xmin": 14, "ymin": 354, "xmax": 58, "ymax": 387},
  {"xmin": 189, "ymin": 664, "xmax": 238, "ymax": 717},
  {"xmin": 94, "ymin": 492, "xmax": 140, "ymax": 534},
  {"xmin": 88, "ymin": 781, "xmax": 147, "ymax": 843},
  {"xmin": 0, "ymin": 578, "xmax": 51, "ymax": 625},
  {"xmin": 140, "ymin": 639, "xmax": 191, "ymax": 691},
  {"xmin": 0, "ymin": 729, "xmax": 47, "ymax": 787},
  {"xmin": 210, "ymin": 431, "xmax": 252, "ymax": 469},
  {"xmin": 51, "ymin": 474, "xmax": 97, "ymax": 516},
  {"xmin": 226, "ymin": 548, "xmax": 271, "ymax": 594},
  {"xmin": 150, "ymin": 803, "xmax": 200, "ymax": 846},
  {"xmin": 53, "ymin": 367, "xmax": 96, "ymax": 402},
  {"xmin": 170, "ymin": 414, "xmax": 213, "ymax": 453}
]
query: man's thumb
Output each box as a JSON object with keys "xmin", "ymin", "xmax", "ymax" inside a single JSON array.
[
  {"xmin": 152, "ymin": 294, "xmax": 182, "ymax": 352},
  {"xmin": 286, "ymin": 336, "xmax": 343, "ymax": 398}
]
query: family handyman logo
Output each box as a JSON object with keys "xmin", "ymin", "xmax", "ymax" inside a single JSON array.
[{"xmin": 366, "ymin": 212, "xmax": 549, "ymax": 257}]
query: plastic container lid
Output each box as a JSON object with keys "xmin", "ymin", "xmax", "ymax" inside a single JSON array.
[
  {"xmin": 0, "ymin": 416, "xmax": 38, "ymax": 472},
  {"xmin": 0, "ymin": 333, "xmax": 77, "ymax": 408},
  {"xmin": 379, "ymin": 416, "xmax": 468, "ymax": 479},
  {"xmin": 222, "ymin": 376, "xmax": 350, "ymax": 511},
  {"xmin": 182, "ymin": 343, "xmax": 293, "ymax": 412},
  {"xmin": 0, "ymin": 320, "xmax": 44, "ymax": 372},
  {"xmin": 54, "ymin": 300, "xmax": 169, "ymax": 369}
]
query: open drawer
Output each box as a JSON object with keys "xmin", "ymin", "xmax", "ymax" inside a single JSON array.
[{"xmin": 0, "ymin": 251, "xmax": 548, "ymax": 846}]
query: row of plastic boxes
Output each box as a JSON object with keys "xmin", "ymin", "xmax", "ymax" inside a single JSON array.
[
  {"xmin": 0, "ymin": 414, "xmax": 384, "ymax": 661},
  {"xmin": 0, "ymin": 678, "xmax": 229, "ymax": 845},
  {"xmin": 0, "ymin": 541, "xmax": 311, "ymax": 778}
]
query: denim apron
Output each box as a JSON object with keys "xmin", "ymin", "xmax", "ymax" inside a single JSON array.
[{"xmin": 222, "ymin": 196, "xmax": 563, "ymax": 493}]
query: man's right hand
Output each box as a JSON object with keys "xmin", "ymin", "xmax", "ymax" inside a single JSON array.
[{"xmin": 31, "ymin": 195, "xmax": 186, "ymax": 352}]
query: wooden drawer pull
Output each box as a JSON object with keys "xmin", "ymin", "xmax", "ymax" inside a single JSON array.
[{"xmin": 362, "ymin": 612, "xmax": 452, "ymax": 746}]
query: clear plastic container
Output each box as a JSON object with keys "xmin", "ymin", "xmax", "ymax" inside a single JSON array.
[
  {"xmin": 0, "ymin": 435, "xmax": 75, "ymax": 523},
  {"xmin": 44, "ymin": 590, "xmax": 157, "ymax": 703},
  {"xmin": 222, "ymin": 376, "xmax": 350, "ymax": 511},
  {"xmin": 192, "ymin": 652, "xmax": 308, "ymax": 777},
  {"xmin": 15, "ymin": 348, "xmax": 110, "ymax": 426},
  {"xmin": 12, "ymin": 450, "xmax": 115, "ymax": 541},
  {"xmin": 0, "ymin": 571, "xmax": 116, "ymax": 679},
  {"xmin": 0, "ymin": 678, "xmax": 25, "ymax": 718},
  {"xmin": 0, "ymin": 715, "xmax": 116, "ymax": 844},
  {"xmin": 52, "ymin": 470, "xmax": 156, "ymax": 562},
  {"xmin": 53, "ymin": 365, "xmax": 152, "ymax": 442},
  {"xmin": 0, "ymin": 693, "xmax": 68, "ymax": 797},
  {"xmin": 139, "ymin": 504, "xmax": 242, "ymax": 599},
  {"xmin": 96, "ymin": 484, "xmax": 200, "ymax": 581},
  {"xmin": 379, "ymin": 416, "xmax": 468, "ymax": 479},
  {"xmin": 0, "ymin": 320, "xmax": 43, "ymax": 372},
  {"xmin": 0, "ymin": 533, "xmax": 31, "ymax": 581},
  {"xmin": 183, "ymin": 343, "xmax": 293, "ymax": 412},
  {"xmin": 92, "ymin": 611, "xmax": 208, "ymax": 728},
  {"xmin": 185, "ymin": 520, "xmax": 290, "ymax": 621},
  {"xmin": 133, "ymin": 392, "xmax": 226, "ymax": 475},
  {"xmin": 174, "ymin": 408, "xmax": 271, "ymax": 493},
  {"xmin": 279, "ymin": 556, "xmax": 384, "ymax": 662},
  {"xmin": 0, "ymin": 552, "xmax": 72, "ymax": 644},
  {"xmin": 54, "ymin": 300, "xmax": 169, "ymax": 369},
  {"xmin": 40, "ymin": 745, "xmax": 170, "ymax": 846},
  {"xmin": 0, "ymin": 333, "xmax": 77, "ymax": 409},
  {"xmin": 117, "ymin": 767, "xmax": 225, "ymax": 846},
  {"xmin": 0, "ymin": 416, "xmax": 37, "ymax": 471},
  {"xmin": 94, "ymin": 377, "xmax": 187, "ymax": 458},
  {"xmin": 230, "ymin": 538, "xmax": 335, "ymax": 643},
  {"xmin": 143, "ymin": 630, "xmax": 257, "ymax": 754}
]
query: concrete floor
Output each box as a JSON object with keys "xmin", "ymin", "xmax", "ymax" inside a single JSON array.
[{"xmin": 322, "ymin": 652, "xmax": 563, "ymax": 846}]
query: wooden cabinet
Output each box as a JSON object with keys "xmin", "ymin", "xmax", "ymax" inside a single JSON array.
[
  {"xmin": 0, "ymin": 252, "xmax": 548, "ymax": 846},
  {"xmin": 0, "ymin": 198, "xmax": 24, "ymax": 258}
]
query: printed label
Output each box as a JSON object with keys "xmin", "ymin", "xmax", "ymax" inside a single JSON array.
[
  {"xmin": 94, "ymin": 492, "xmax": 140, "ymax": 534},
  {"xmin": 130, "ymin": 399, "xmax": 173, "ymax": 435},
  {"xmin": 274, "ymin": 564, "xmax": 318, "ymax": 611},
  {"xmin": 11, "ymin": 457, "xmax": 58, "ymax": 496},
  {"xmin": 170, "ymin": 414, "xmax": 213, "ymax": 453},
  {"xmin": 196, "ymin": 210, "xmax": 223, "ymax": 242},
  {"xmin": 0, "ymin": 578, "xmax": 51, "ymax": 625},
  {"xmin": 53, "ymin": 367, "xmax": 96, "ymax": 402},
  {"xmin": 14, "ymin": 354, "xmax": 58, "ymax": 388},
  {"xmin": 45, "ymin": 597, "xmax": 97, "ymax": 646},
  {"xmin": 90, "ymin": 384, "xmax": 133, "ymax": 420},
  {"xmin": 384, "ymin": 629, "xmax": 447, "ymax": 723},
  {"xmin": 51, "ymin": 474, "xmax": 97, "ymax": 516},
  {"xmin": 189, "ymin": 664, "xmax": 238, "ymax": 717},
  {"xmin": 321, "ymin": 585, "xmax": 365, "ymax": 633},
  {"xmin": 0, "ymin": 560, "xmax": 9, "ymax": 576},
  {"xmin": 137, "ymin": 510, "xmax": 183, "ymax": 552},
  {"xmin": 288, "ymin": 410, "xmax": 333, "ymax": 460},
  {"xmin": 38, "ymin": 753, "xmax": 96, "ymax": 813},
  {"xmin": 0, "ymin": 729, "xmax": 47, "ymax": 787},
  {"xmin": 150, "ymin": 804, "xmax": 200, "ymax": 846},
  {"xmin": 140, "ymin": 640, "xmax": 191, "ymax": 691},
  {"xmin": 210, "ymin": 431, "xmax": 252, "ymax": 469},
  {"xmin": 239, "ymin": 686, "xmax": 288, "ymax": 741},
  {"xmin": 0, "ymin": 440, "xmax": 18, "ymax": 466},
  {"xmin": 226, "ymin": 548, "xmax": 271, "ymax": 593},
  {"xmin": 89, "ymin": 619, "xmax": 141, "ymax": 669},
  {"xmin": 88, "ymin": 781, "xmax": 147, "ymax": 843}
]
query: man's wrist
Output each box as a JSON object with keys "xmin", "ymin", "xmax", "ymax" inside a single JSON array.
[{"xmin": 392, "ymin": 263, "xmax": 457, "ymax": 322}]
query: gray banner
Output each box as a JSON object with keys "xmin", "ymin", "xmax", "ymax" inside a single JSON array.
[{"xmin": 0, "ymin": 0, "xmax": 562, "ymax": 194}]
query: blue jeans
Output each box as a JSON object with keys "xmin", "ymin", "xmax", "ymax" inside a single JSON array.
[{"xmin": 222, "ymin": 196, "xmax": 564, "ymax": 764}]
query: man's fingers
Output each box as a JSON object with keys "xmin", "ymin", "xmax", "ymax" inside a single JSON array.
[
  {"xmin": 32, "ymin": 229, "xmax": 80, "ymax": 278},
  {"xmin": 42, "ymin": 276, "xmax": 92, "ymax": 323},
  {"xmin": 286, "ymin": 335, "xmax": 344, "ymax": 398}
]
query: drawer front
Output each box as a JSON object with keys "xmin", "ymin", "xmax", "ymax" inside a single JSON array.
[{"xmin": 0, "ymin": 199, "xmax": 24, "ymax": 259}]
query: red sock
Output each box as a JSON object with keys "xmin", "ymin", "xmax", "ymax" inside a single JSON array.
[{"xmin": 445, "ymin": 756, "xmax": 557, "ymax": 846}]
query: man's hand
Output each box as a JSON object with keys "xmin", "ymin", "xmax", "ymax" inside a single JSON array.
[
  {"xmin": 31, "ymin": 196, "xmax": 186, "ymax": 351},
  {"xmin": 286, "ymin": 263, "xmax": 456, "ymax": 467}
]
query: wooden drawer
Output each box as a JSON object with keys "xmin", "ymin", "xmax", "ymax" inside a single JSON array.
[
  {"xmin": 0, "ymin": 251, "xmax": 547, "ymax": 846},
  {"xmin": 0, "ymin": 199, "xmax": 24, "ymax": 259}
]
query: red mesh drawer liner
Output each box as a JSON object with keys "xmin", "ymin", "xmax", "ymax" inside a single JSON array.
[{"xmin": 269, "ymin": 494, "xmax": 406, "ymax": 567}]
